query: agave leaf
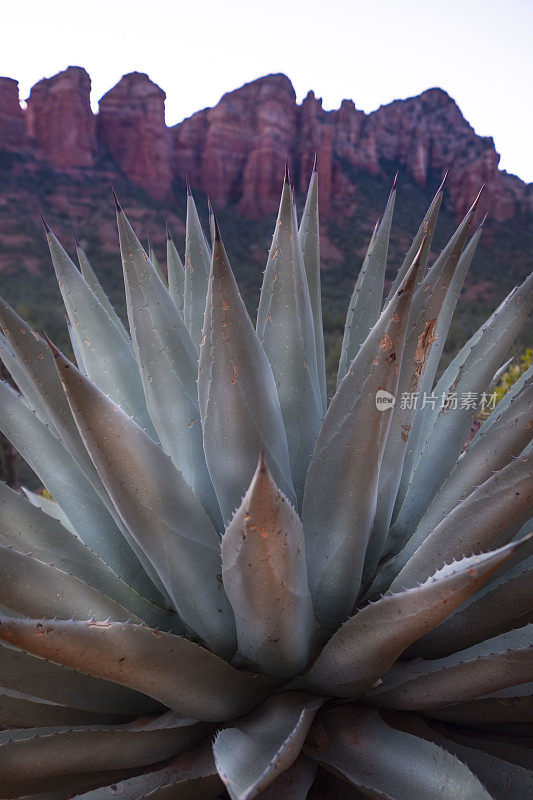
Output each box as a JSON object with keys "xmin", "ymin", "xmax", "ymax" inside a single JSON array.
[
  {"xmin": 50, "ymin": 344, "xmax": 236, "ymax": 657},
  {"xmin": 198, "ymin": 219, "xmax": 295, "ymax": 521},
  {"xmin": 337, "ymin": 178, "xmax": 396, "ymax": 384},
  {"xmin": 0, "ymin": 482, "xmax": 181, "ymax": 631},
  {"xmin": 0, "ymin": 298, "xmax": 116, "ymax": 489},
  {"xmin": 0, "ymin": 302, "xmax": 169, "ymax": 596},
  {"xmin": 183, "ymin": 190, "xmax": 211, "ymax": 348},
  {"xmin": 423, "ymin": 722, "xmax": 533, "ymax": 771},
  {"xmin": 0, "ymin": 545, "xmax": 144, "ymax": 623},
  {"xmin": 73, "ymin": 742, "xmax": 223, "ymax": 800},
  {"xmin": 256, "ymin": 176, "xmax": 321, "ymax": 505},
  {"xmin": 299, "ymin": 162, "xmax": 327, "ymax": 413},
  {"xmin": 116, "ymin": 204, "xmax": 221, "ymax": 527},
  {"xmin": 390, "ymin": 272, "xmax": 533, "ymax": 546},
  {"xmin": 166, "ymin": 225, "xmax": 186, "ymax": 315},
  {"xmin": 297, "ymin": 538, "xmax": 526, "ymax": 697},
  {"xmin": 366, "ymin": 215, "xmax": 483, "ymax": 581},
  {"xmin": 366, "ymin": 625, "xmax": 533, "ymax": 710},
  {"xmin": 45, "ymin": 222, "xmax": 156, "ymax": 437},
  {"xmin": 377, "ymin": 366, "xmax": 533, "ymax": 592},
  {"xmin": 0, "ymin": 712, "xmax": 208, "ymax": 797},
  {"xmin": 394, "ymin": 710, "xmax": 533, "ymax": 800},
  {"xmin": 75, "ymin": 236, "xmax": 130, "ymax": 342},
  {"xmin": 388, "ymin": 450, "xmax": 533, "ymax": 592},
  {"xmin": 2, "ymin": 768, "xmax": 151, "ymax": 800},
  {"xmin": 304, "ymin": 705, "xmax": 491, "ymax": 800},
  {"xmin": 426, "ymin": 687, "xmax": 533, "ymax": 725},
  {"xmin": 148, "ymin": 239, "xmax": 166, "ymax": 284},
  {"xmin": 0, "ymin": 330, "xmax": 52, "ymax": 426},
  {"xmin": 0, "ymin": 642, "xmax": 160, "ymax": 715},
  {"xmin": 393, "ymin": 210, "xmax": 485, "ymax": 515},
  {"xmin": 20, "ymin": 484, "xmax": 77, "ymax": 534},
  {"xmin": 213, "ymin": 692, "xmax": 323, "ymax": 800},
  {"xmin": 221, "ymin": 454, "xmax": 315, "ymax": 679},
  {"xmin": 384, "ymin": 173, "xmax": 446, "ymax": 303},
  {"xmin": 0, "ymin": 687, "xmax": 128, "ymax": 728},
  {"xmin": 0, "ymin": 617, "xmax": 272, "ymax": 722},
  {"xmin": 302, "ymin": 249, "xmax": 419, "ymax": 628},
  {"xmin": 408, "ymin": 556, "xmax": 533, "ymax": 658},
  {"xmin": 66, "ymin": 315, "xmax": 87, "ymax": 373},
  {"xmin": 254, "ymin": 756, "xmax": 317, "ymax": 800},
  {"xmin": 0, "ymin": 379, "xmax": 154, "ymax": 598},
  {"xmin": 399, "ymin": 288, "xmax": 511, "ymax": 486}
]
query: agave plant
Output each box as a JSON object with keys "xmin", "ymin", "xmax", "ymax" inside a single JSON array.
[{"xmin": 0, "ymin": 163, "xmax": 531, "ymax": 800}]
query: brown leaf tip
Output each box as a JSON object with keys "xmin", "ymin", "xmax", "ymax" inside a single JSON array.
[
  {"xmin": 112, "ymin": 188, "xmax": 122, "ymax": 213},
  {"xmin": 40, "ymin": 214, "xmax": 51, "ymax": 234}
]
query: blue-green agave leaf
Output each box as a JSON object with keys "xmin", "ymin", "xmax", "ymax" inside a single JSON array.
[
  {"xmin": 116, "ymin": 205, "xmax": 220, "ymax": 528},
  {"xmin": 305, "ymin": 705, "xmax": 492, "ymax": 800},
  {"xmin": 254, "ymin": 756, "xmax": 317, "ymax": 800},
  {"xmin": 0, "ymin": 299, "xmax": 117, "ymax": 493},
  {"xmin": 75, "ymin": 236, "xmax": 130, "ymax": 343},
  {"xmin": 389, "ymin": 450, "xmax": 533, "ymax": 592},
  {"xmin": 0, "ymin": 617, "xmax": 271, "ymax": 722},
  {"xmin": 73, "ymin": 742, "xmax": 223, "ymax": 800},
  {"xmin": 0, "ymin": 379, "xmax": 153, "ymax": 599},
  {"xmin": 45, "ymin": 223, "xmax": 156, "ymax": 438},
  {"xmin": 384, "ymin": 172, "xmax": 446, "ymax": 304},
  {"xmin": 386, "ymin": 713, "xmax": 533, "ymax": 800},
  {"xmin": 221, "ymin": 453, "xmax": 315, "ymax": 679},
  {"xmin": 183, "ymin": 190, "xmax": 211, "ymax": 348},
  {"xmin": 0, "ymin": 712, "xmax": 207, "ymax": 797},
  {"xmin": 425, "ymin": 684, "xmax": 533, "ymax": 726},
  {"xmin": 390, "ymin": 271, "xmax": 533, "ymax": 548},
  {"xmin": 407, "ymin": 555, "xmax": 533, "ymax": 658},
  {"xmin": 366, "ymin": 215, "xmax": 483, "ymax": 581},
  {"xmin": 21, "ymin": 485, "xmax": 77, "ymax": 534},
  {"xmin": 50, "ymin": 344, "xmax": 236, "ymax": 657},
  {"xmin": 392, "ymin": 217, "xmax": 485, "ymax": 518},
  {"xmin": 0, "ymin": 642, "xmax": 160, "ymax": 716},
  {"xmin": 298, "ymin": 537, "xmax": 526, "ymax": 697},
  {"xmin": 0, "ymin": 544, "xmax": 143, "ymax": 623},
  {"xmin": 337, "ymin": 177, "xmax": 396, "ymax": 384},
  {"xmin": 375, "ymin": 367, "xmax": 533, "ymax": 592},
  {"xmin": 213, "ymin": 692, "xmax": 323, "ymax": 800},
  {"xmin": 437, "ymin": 724, "xmax": 533, "ymax": 771},
  {"xmin": 0, "ymin": 482, "xmax": 181, "ymax": 631},
  {"xmin": 256, "ymin": 177, "xmax": 321, "ymax": 505},
  {"xmin": 299, "ymin": 162, "xmax": 327, "ymax": 413},
  {"xmin": 366, "ymin": 625, "xmax": 533, "ymax": 710},
  {"xmin": 0, "ymin": 330, "xmax": 51, "ymax": 426},
  {"xmin": 3, "ymin": 768, "xmax": 157, "ymax": 800},
  {"xmin": 198, "ymin": 220, "xmax": 295, "ymax": 522},
  {"xmin": 302, "ymin": 249, "xmax": 419, "ymax": 628},
  {"xmin": 66, "ymin": 315, "xmax": 87, "ymax": 372},
  {"xmin": 148, "ymin": 238, "xmax": 166, "ymax": 284},
  {"xmin": 0, "ymin": 688, "xmax": 127, "ymax": 729},
  {"xmin": 166, "ymin": 225, "xmax": 185, "ymax": 315}
]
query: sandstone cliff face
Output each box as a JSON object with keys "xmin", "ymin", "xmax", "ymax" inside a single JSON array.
[
  {"xmin": 0, "ymin": 67, "xmax": 531, "ymax": 225},
  {"xmin": 0, "ymin": 78, "xmax": 27, "ymax": 151},
  {"xmin": 98, "ymin": 72, "xmax": 172, "ymax": 201},
  {"xmin": 25, "ymin": 67, "xmax": 96, "ymax": 168}
]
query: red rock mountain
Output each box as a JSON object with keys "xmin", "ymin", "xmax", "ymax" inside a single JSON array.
[
  {"xmin": 0, "ymin": 66, "xmax": 531, "ymax": 339},
  {"xmin": 1, "ymin": 66, "xmax": 530, "ymax": 222}
]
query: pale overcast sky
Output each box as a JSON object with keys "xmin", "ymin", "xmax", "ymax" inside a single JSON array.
[{"xmin": 2, "ymin": 0, "xmax": 532, "ymax": 181}]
